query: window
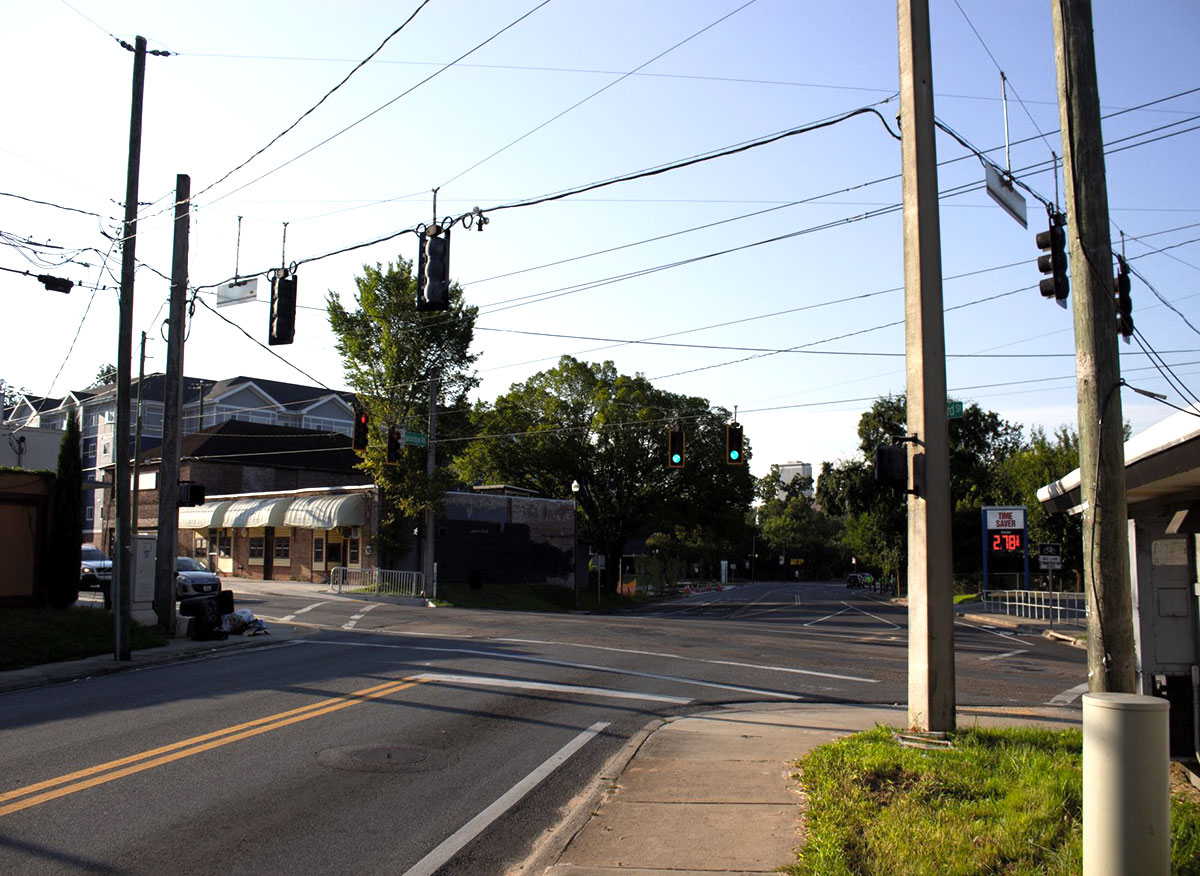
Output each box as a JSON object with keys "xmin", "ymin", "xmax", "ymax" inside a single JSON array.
[
  {"xmin": 84, "ymin": 506, "xmax": 94, "ymax": 522},
  {"xmin": 248, "ymin": 538, "xmax": 265, "ymax": 559},
  {"xmin": 313, "ymin": 537, "xmax": 324, "ymax": 563},
  {"xmin": 348, "ymin": 538, "xmax": 360, "ymax": 565},
  {"xmin": 274, "ymin": 537, "xmax": 290, "ymax": 561},
  {"xmin": 194, "ymin": 532, "xmax": 208, "ymax": 558}
]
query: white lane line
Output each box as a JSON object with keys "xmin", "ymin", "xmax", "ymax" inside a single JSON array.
[
  {"xmin": 954, "ymin": 618, "xmax": 1023, "ymax": 644},
  {"xmin": 1048, "ymin": 681, "xmax": 1089, "ymax": 705},
  {"xmin": 342, "ymin": 602, "xmax": 379, "ymax": 629},
  {"xmin": 280, "ymin": 602, "xmax": 330, "ymax": 622},
  {"xmin": 493, "ymin": 638, "xmax": 878, "ymax": 684},
  {"xmin": 980, "ymin": 649, "xmax": 1029, "ymax": 662},
  {"xmin": 300, "ymin": 640, "xmax": 809, "ymax": 699},
  {"xmin": 842, "ymin": 602, "xmax": 902, "ymax": 629},
  {"xmin": 414, "ymin": 672, "xmax": 693, "ymax": 704},
  {"xmin": 804, "ymin": 607, "xmax": 851, "ymax": 627},
  {"xmin": 402, "ymin": 721, "xmax": 610, "ymax": 876}
]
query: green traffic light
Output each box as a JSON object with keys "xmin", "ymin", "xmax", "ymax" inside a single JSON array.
[
  {"xmin": 729, "ymin": 450, "xmax": 740, "ymax": 461},
  {"xmin": 671, "ymin": 453, "xmax": 682, "ymax": 464}
]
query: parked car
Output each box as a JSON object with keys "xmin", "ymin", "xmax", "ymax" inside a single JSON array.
[
  {"xmin": 846, "ymin": 572, "xmax": 872, "ymax": 589},
  {"xmin": 80, "ymin": 544, "xmax": 112, "ymax": 592},
  {"xmin": 176, "ymin": 556, "xmax": 220, "ymax": 599}
]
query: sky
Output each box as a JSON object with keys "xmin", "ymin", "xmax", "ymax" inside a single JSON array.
[{"xmin": 3, "ymin": 0, "xmax": 1199, "ymax": 482}]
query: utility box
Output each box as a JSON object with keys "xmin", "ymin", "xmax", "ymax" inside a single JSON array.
[{"xmin": 131, "ymin": 534, "xmax": 158, "ymax": 625}]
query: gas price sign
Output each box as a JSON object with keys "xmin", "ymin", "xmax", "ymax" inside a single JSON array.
[{"xmin": 990, "ymin": 531, "xmax": 1023, "ymax": 552}]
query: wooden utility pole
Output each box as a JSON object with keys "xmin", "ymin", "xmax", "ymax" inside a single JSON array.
[
  {"xmin": 422, "ymin": 377, "xmax": 439, "ymax": 598},
  {"xmin": 113, "ymin": 35, "xmax": 147, "ymax": 662},
  {"xmin": 155, "ymin": 173, "xmax": 190, "ymax": 631},
  {"xmin": 1051, "ymin": 0, "xmax": 1135, "ymax": 692},
  {"xmin": 898, "ymin": 0, "xmax": 956, "ymax": 732}
]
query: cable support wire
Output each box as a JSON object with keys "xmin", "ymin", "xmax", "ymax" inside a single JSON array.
[
  {"xmin": 198, "ymin": 1, "xmax": 555, "ymax": 209},
  {"xmin": 1131, "ymin": 328, "xmax": 1200, "ymax": 409},
  {"xmin": 192, "ymin": 1, "xmax": 432, "ymax": 203}
]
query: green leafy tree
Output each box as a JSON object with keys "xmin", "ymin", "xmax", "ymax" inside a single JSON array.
[
  {"xmin": 454, "ymin": 356, "xmax": 754, "ymax": 594},
  {"xmin": 89, "ymin": 364, "xmax": 117, "ymax": 388},
  {"xmin": 326, "ymin": 257, "xmax": 478, "ymax": 562},
  {"xmin": 756, "ymin": 467, "xmax": 843, "ymax": 578},
  {"xmin": 45, "ymin": 405, "xmax": 82, "ymax": 608},
  {"xmin": 996, "ymin": 425, "xmax": 1082, "ymax": 588}
]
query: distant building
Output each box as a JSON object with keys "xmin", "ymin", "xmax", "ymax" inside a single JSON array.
[
  {"xmin": 776, "ymin": 461, "xmax": 813, "ymax": 499},
  {"xmin": 3, "ymin": 374, "xmax": 356, "ymax": 544}
]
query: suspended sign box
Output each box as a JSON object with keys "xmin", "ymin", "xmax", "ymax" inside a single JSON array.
[{"xmin": 216, "ymin": 277, "xmax": 259, "ymax": 307}]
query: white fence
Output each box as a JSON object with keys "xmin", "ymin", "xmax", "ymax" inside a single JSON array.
[
  {"xmin": 980, "ymin": 589, "xmax": 1088, "ymax": 626},
  {"xmin": 329, "ymin": 567, "xmax": 425, "ymax": 599}
]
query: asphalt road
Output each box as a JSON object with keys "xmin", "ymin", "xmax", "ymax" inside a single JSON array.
[{"xmin": 1, "ymin": 580, "xmax": 1086, "ymax": 874}]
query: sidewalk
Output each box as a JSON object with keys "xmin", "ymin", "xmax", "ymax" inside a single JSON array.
[{"xmin": 521, "ymin": 702, "xmax": 1083, "ymax": 876}]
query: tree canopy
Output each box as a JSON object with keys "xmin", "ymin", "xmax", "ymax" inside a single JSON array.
[
  {"xmin": 326, "ymin": 257, "xmax": 478, "ymax": 559},
  {"xmin": 453, "ymin": 356, "xmax": 754, "ymax": 592}
]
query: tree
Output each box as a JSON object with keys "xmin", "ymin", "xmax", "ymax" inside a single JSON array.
[
  {"xmin": 326, "ymin": 257, "xmax": 478, "ymax": 562},
  {"xmin": 89, "ymin": 364, "xmax": 117, "ymax": 388},
  {"xmin": 45, "ymin": 405, "xmax": 82, "ymax": 608},
  {"xmin": 756, "ymin": 467, "xmax": 843, "ymax": 578},
  {"xmin": 2, "ymin": 379, "xmax": 29, "ymax": 411},
  {"xmin": 454, "ymin": 357, "xmax": 754, "ymax": 594}
]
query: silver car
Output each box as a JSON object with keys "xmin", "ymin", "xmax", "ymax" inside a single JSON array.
[
  {"xmin": 176, "ymin": 556, "xmax": 221, "ymax": 599},
  {"xmin": 81, "ymin": 544, "xmax": 112, "ymax": 592}
]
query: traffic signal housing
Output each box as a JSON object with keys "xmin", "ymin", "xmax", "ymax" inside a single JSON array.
[
  {"xmin": 725, "ymin": 422, "xmax": 745, "ymax": 465},
  {"xmin": 417, "ymin": 229, "xmax": 451, "ymax": 311},
  {"xmin": 386, "ymin": 425, "xmax": 402, "ymax": 464},
  {"xmin": 667, "ymin": 428, "xmax": 685, "ymax": 468},
  {"xmin": 352, "ymin": 406, "xmax": 369, "ymax": 451},
  {"xmin": 1036, "ymin": 212, "xmax": 1069, "ymax": 303},
  {"xmin": 269, "ymin": 272, "xmax": 297, "ymax": 345},
  {"xmin": 1115, "ymin": 255, "xmax": 1134, "ymax": 339}
]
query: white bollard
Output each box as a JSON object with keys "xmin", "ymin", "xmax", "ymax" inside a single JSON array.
[{"xmin": 1082, "ymin": 692, "xmax": 1170, "ymax": 876}]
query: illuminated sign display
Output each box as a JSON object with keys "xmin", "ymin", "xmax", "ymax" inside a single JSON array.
[{"xmin": 990, "ymin": 531, "xmax": 1023, "ymax": 552}]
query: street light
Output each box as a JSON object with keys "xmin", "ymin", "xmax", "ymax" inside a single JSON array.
[{"xmin": 571, "ymin": 480, "xmax": 581, "ymax": 608}]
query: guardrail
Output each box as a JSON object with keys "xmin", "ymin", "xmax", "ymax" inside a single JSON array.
[
  {"xmin": 980, "ymin": 589, "xmax": 1088, "ymax": 626},
  {"xmin": 329, "ymin": 567, "xmax": 425, "ymax": 599}
]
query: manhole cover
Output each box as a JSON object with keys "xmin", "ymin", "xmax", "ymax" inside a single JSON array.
[{"xmin": 317, "ymin": 745, "xmax": 437, "ymax": 774}]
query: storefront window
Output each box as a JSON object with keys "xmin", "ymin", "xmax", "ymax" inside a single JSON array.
[
  {"xmin": 249, "ymin": 538, "xmax": 265, "ymax": 559},
  {"xmin": 348, "ymin": 538, "xmax": 359, "ymax": 565},
  {"xmin": 313, "ymin": 537, "xmax": 324, "ymax": 563},
  {"xmin": 274, "ymin": 537, "xmax": 290, "ymax": 560}
]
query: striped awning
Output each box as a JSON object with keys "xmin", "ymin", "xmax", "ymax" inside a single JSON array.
[
  {"xmin": 283, "ymin": 493, "xmax": 365, "ymax": 530},
  {"xmin": 178, "ymin": 500, "xmax": 232, "ymax": 530},
  {"xmin": 224, "ymin": 497, "xmax": 292, "ymax": 529}
]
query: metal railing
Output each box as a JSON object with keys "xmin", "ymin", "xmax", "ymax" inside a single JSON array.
[
  {"xmin": 328, "ymin": 567, "xmax": 425, "ymax": 599},
  {"xmin": 980, "ymin": 589, "xmax": 1088, "ymax": 626}
]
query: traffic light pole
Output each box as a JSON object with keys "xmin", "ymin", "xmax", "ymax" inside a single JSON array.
[
  {"xmin": 155, "ymin": 173, "xmax": 190, "ymax": 632},
  {"xmin": 1051, "ymin": 0, "xmax": 1135, "ymax": 692},
  {"xmin": 422, "ymin": 377, "xmax": 438, "ymax": 598},
  {"xmin": 113, "ymin": 35, "xmax": 147, "ymax": 662},
  {"xmin": 898, "ymin": 0, "xmax": 956, "ymax": 733}
]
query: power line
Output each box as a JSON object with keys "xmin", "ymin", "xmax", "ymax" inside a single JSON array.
[
  {"xmin": 193, "ymin": 1, "xmax": 434, "ymax": 202},
  {"xmin": 0, "ymin": 190, "xmax": 104, "ymax": 218},
  {"xmin": 199, "ymin": 0, "xmax": 557, "ymax": 208},
  {"xmin": 438, "ymin": 0, "xmax": 762, "ymax": 189}
]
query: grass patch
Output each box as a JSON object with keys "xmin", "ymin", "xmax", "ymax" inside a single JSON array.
[
  {"xmin": 789, "ymin": 725, "xmax": 1200, "ymax": 875},
  {"xmin": 953, "ymin": 593, "xmax": 981, "ymax": 605},
  {"xmin": 0, "ymin": 606, "xmax": 169, "ymax": 671}
]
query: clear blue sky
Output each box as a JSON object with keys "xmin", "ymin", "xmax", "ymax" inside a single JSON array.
[{"xmin": 3, "ymin": 0, "xmax": 1199, "ymax": 478}]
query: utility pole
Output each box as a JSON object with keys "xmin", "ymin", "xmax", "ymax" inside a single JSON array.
[
  {"xmin": 1051, "ymin": 0, "xmax": 1134, "ymax": 692},
  {"xmin": 898, "ymin": 0, "xmax": 956, "ymax": 732},
  {"xmin": 422, "ymin": 377, "xmax": 439, "ymax": 598},
  {"xmin": 113, "ymin": 35, "xmax": 147, "ymax": 662},
  {"xmin": 155, "ymin": 173, "xmax": 190, "ymax": 631}
]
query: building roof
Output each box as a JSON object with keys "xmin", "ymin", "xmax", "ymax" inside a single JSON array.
[{"xmin": 139, "ymin": 420, "xmax": 368, "ymax": 475}]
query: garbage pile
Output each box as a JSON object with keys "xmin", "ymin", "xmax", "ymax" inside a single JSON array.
[{"xmin": 179, "ymin": 591, "xmax": 269, "ymax": 640}]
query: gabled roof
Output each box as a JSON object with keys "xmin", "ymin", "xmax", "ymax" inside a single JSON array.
[
  {"xmin": 204, "ymin": 376, "xmax": 355, "ymax": 413},
  {"xmin": 139, "ymin": 419, "xmax": 367, "ymax": 476}
]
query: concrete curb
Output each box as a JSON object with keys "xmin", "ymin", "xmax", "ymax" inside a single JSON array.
[
  {"xmin": 506, "ymin": 717, "xmax": 669, "ymax": 876},
  {"xmin": 1043, "ymin": 628, "xmax": 1087, "ymax": 649}
]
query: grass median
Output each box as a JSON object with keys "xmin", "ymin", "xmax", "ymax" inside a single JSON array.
[
  {"xmin": 788, "ymin": 724, "xmax": 1200, "ymax": 875},
  {"xmin": 0, "ymin": 606, "xmax": 169, "ymax": 671}
]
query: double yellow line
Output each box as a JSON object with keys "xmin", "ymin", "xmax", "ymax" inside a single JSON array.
[{"xmin": 0, "ymin": 676, "xmax": 426, "ymax": 818}]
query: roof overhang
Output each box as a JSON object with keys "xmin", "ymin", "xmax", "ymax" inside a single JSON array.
[
  {"xmin": 283, "ymin": 493, "xmax": 365, "ymax": 529},
  {"xmin": 1038, "ymin": 404, "xmax": 1200, "ymax": 517},
  {"xmin": 224, "ymin": 496, "xmax": 293, "ymax": 529},
  {"xmin": 178, "ymin": 500, "xmax": 232, "ymax": 530}
]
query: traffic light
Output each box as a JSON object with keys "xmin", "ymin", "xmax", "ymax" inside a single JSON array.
[
  {"xmin": 874, "ymin": 443, "xmax": 907, "ymax": 491},
  {"xmin": 269, "ymin": 272, "xmax": 297, "ymax": 345},
  {"xmin": 1036, "ymin": 212, "xmax": 1069, "ymax": 302},
  {"xmin": 416, "ymin": 229, "xmax": 451, "ymax": 311},
  {"xmin": 177, "ymin": 481, "xmax": 206, "ymax": 507},
  {"xmin": 352, "ymin": 406, "xmax": 369, "ymax": 451},
  {"xmin": 725, "ymin": 422, "xmax": 745, "ymax": 465},
  {"xmin": 1115, "ymin": 255, "xmax": 1134, "ymax": 339},
  {"xmin": 386, "ymin": 424, "xmax": 402, "ymax": 464},
  {"xmin": 36, "ymin": 274, "xmax": 73, "ymax": 294},
  {"xmin": 667, "ymin": 427, "xmax": 685, "ymax": 468}
]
